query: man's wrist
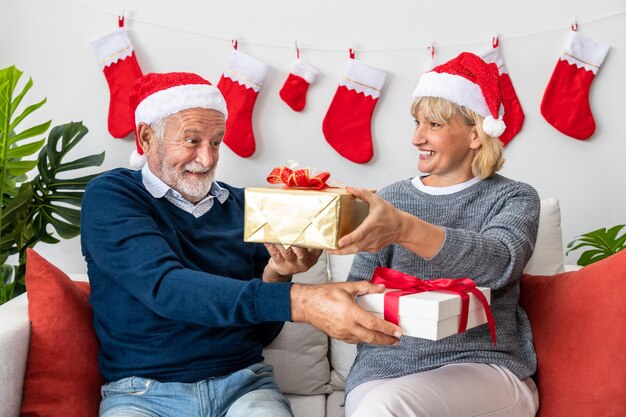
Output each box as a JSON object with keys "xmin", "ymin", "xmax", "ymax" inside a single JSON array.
[
  {"xmin": 262, "ymin": 265, "xmax": 293, "ymax": 283},
  {"xmin": 289, "ymin": 283, "xmax": 307, "ymax": 323}
]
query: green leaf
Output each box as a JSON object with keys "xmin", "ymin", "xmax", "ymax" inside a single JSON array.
[
  {"xmin": 42, "ymin": 174, "xmax": 101, "ymax": 190},
  {"xmin": 577, "ymin": 250, "xmax": 610, "ymax": 267},
  {"xmin": 9, "ymin": 98, "xmax": 47, "ymax": 132},
  {"xmin": 615, "ymin": 233, "xmax": 626, "ymax": 251},
  {"xmin": 46, "ymin": 205, "xmax": 81, "ymax": 224},
  {"xmin": 9, "ymin": 120, "xmax": 51, "ymax": 144},
  {"xmin": 2, "ymin": 159, "xmax": 38, "ymax": 176},
  {"xmin": 41, "ymin": 213, "xmax": 80, "ymax": 239},
  {"xmin": 5, "ymin": 138, "xmax": 45, "ymax": 159},
  {"xmin": 567, "ymin": 225, "xmax": 626, "ymax": 266},
  {"xmin": 9, "ymin": 73, "xmax": 32, "ymax": 119},
  {"xmin": 55, "ymin": 152, "xmax": 106, "ymax": 173},
  {"xmin": 36, "ymin": 191, "xmax": 85, "ymax": 206},
  {"xmin": 2, "ymin": 183, "xmax": 33, "ymax": 220}
]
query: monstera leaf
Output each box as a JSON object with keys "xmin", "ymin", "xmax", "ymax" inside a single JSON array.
[
  {"xmin": 0, "ymin": 66, "xmax": 104, "ymax": 304},
  {"xmin": 566, "ymin": 225, "xmax": 626, "ymax": 266}
]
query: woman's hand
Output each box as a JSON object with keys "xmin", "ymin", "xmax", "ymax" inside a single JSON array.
[
  {"xmin": 330, "ymin": 187, "xmax": 445, "ymax": 258},
  {"xmin": 262, "ymin": 244, "xmax": 323, "ymax": 282},
  {"xmin": 330, "ymin": 187, "xmax": 409, "ymax": 254}
]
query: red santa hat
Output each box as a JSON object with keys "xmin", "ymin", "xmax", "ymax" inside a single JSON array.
[
  {"xmin": 128, "ymin": 72, "xmax": 228, "ymax": 168},
  {"xmin": 412, "ymin": 52, "xmax": 506, "ymax": 138}
]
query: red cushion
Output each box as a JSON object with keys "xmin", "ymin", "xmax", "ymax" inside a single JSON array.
[
  {"xmin": 21, "ymin": 249, "xmax": 102, "ymax": 416},
  {"xmin": 520, "ymin": 249, "xmax": 626, "ymax": 417}
]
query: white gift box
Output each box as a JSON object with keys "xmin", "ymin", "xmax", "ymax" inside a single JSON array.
[{"xmin": 357, "ymin": 286, "xmax": 491, "ymax": 341}]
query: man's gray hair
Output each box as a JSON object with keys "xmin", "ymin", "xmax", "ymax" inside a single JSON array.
[{"xmin": 150, "ymin": 117, "xmax": 169, "ymax": 142}]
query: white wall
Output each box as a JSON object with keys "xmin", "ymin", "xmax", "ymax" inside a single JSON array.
[{"xmin": 1, "ymin": 0, "xmax": 625, "ymax": 273}]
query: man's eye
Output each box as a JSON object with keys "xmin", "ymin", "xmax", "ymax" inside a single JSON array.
[
  {"xmin": 210, "ymin": 141, "xmax": 221, "ymax": 149},
  {"xmin": 185, "ymin": 138, "xmax": 198, "ymax": 145}
]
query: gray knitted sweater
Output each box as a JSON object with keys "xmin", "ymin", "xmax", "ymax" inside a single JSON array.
[{"xmin": 345, "ymin": 175, "xmax": 540, "ymax": 395}]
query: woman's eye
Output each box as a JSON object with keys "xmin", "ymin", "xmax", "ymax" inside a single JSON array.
[
  {"xmin": 414, "ymin": 119, "xmax": 420, "ymax": 126},
  {"xmin": 430, "ymin": 122, "xmax": 441, "ymax": 128}
]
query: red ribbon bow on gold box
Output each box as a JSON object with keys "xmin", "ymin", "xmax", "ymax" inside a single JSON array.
[{"xmin": 266, "ymin": 166, "xmax": 331, "ymax": 189}]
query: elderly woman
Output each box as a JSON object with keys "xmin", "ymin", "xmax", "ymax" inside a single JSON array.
[{"xmin": 333, "ymin": 53, "xmax": 541, "ymax": 417}]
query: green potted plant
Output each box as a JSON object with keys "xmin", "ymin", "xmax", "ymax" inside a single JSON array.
[
  {"xmin": 566, "ymin": 225, "xmax": 626, "ymax": 266},
  {"xmin": 1, "ymin": 65, "xmax": 105, "ymax": 305}
]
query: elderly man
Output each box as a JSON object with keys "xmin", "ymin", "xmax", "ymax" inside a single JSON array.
[{"xmin": 81, "ymin": 72, "xmax": 400, "ymax": 417}]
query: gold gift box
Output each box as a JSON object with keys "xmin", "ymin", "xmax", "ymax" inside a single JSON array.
[{"xmin": 243, "ymin": 187, "xmax": 370, "ymax": 249}]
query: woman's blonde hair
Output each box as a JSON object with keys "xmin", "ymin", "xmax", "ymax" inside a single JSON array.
[{"xmin": 411, "ymin": 97, "xmax": 504, "ymax": 179}]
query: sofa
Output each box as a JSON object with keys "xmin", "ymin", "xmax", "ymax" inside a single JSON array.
[{"xmin": 1, "ymin": 198, "xmax": 625, "ymax": 417}]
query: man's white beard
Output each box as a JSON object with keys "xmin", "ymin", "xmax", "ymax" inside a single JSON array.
[
  {"xmin": 172, "ymin": 163, "xmax": 215, "ymax": 201},
  {"xmin": 158, "ymin": 146, "xmax": 215, "ymax": 202}
]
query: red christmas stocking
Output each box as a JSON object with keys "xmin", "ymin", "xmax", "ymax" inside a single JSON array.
[
  {"xmin": 279, "ymin": 59, "xmax": 318, "ymax": 112},
  {"xmin": 217, "ymin": 49, "xmax": 269, "ymax": 157},
  {"xmin": 323, "ymin": 56, "xmax": 386, "ymax": 164},
  {"xmin": 90, "ymin": 22, "xmax": 143, "ymax": 138},
  {"xmin": 481, "ymin": 43, "xmax": 524, "ymax": 146},
  {"xmin": 541, "ymin": 31, "xmax": 609, "ymax": 140}
]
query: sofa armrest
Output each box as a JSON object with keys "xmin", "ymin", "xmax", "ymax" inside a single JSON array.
[
  {"xmin": 0, "ymin": 293, "xmax": 30, "ymax": 417},
  {"xmin": 563, "ymin": 264, "xmax": 583, "ymax": 272}
]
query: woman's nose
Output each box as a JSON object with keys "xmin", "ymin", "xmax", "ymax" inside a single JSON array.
[{"xmin": 412, "ymin": 125, "xmax": 425, "ymax": 146}]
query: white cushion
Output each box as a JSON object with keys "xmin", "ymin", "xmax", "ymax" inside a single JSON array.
[
  {"xmin": 263, "ymin": 252, "xmax": 332, "ymax": 395},
  {"xmin": 524, "ymin": 198, "xmax": 566, "ymax": 275},
  {"xmin": 328, "ymin": 254, "xmax": 358, "ymax": 390},
  {"xmin": 0, "ymin": 294, "xmax": 30, "ymax": 417},
  {"xmin": 329, "ymin": 338, "xmax": 357, "ymax": 390},
  {"xmin": 326, "ymin": 390, "xmax": 347, "ymax": 417}
]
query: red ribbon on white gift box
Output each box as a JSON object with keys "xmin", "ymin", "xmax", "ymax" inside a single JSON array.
[{"xmin": 371, "ymin": 267, "xmax": 497, "ymax": 345}]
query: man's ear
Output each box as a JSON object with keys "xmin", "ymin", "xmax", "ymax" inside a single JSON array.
[
  {"xmin": 137, "ymin": 123, "xmax": 155, "ymax": 155},
  {"xmin": 469, "ymin": 126, "xmax": 482, "ymax": 150}
]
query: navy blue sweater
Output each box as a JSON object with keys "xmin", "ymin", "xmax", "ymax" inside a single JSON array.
[{"xmin": 81, "ymin": 169, "xmax": 292, "ymax": 383}]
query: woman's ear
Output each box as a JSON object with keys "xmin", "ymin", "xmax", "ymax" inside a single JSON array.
[
  {"xmin": 137, "ymin": 123, "xmax": 154, "ymax": 155},
  {"xmin": 469, "ymin": 126, "xmax": 482, "ymax": 150}
]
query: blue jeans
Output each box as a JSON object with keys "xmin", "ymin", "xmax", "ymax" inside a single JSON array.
[{"xmin": 99, "ymin": 362, "xmax": 293, "ymax": 417}]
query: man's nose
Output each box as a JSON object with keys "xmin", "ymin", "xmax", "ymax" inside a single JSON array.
[{"xmin": 195, "ymin": 143, "xmax": 214, "ymax": 167}]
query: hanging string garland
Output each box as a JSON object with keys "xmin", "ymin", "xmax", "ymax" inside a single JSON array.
[
  {"xmin": 64, "ymin": 0, "xmax": 623, "ymax": 160},
  {"xmin": 60, "ymin": 0, "xmax": 625, "ymax": 52}
]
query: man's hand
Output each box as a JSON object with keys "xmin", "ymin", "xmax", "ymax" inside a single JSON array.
[
  {"xmin": 262, "ymin": 244, "xmax": 323, "ymax": 282},
  {"xmin": 290, "ymin": 281, "xmax": 402, "ymax": 345}
]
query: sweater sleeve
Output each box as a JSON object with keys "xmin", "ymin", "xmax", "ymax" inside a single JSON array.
[
  {"xmin": 428, "ymin": 185, "xmax": 540, "ymax": 288},
  {"xmin": 81, "ymin": 173, "xmax": 292, "ymax": 326},
  {"xmin": 347, "ymin": 246, "xmax": 392, "ymax": 283}
]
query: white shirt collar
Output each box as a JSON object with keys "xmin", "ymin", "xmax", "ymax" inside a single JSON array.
[
  {"xmin": 411, "ymin": 175, "xmax": 482, "ymax": 195},
  {"xmin": 141, "ymin": 164, "xmax": 229, "ymax": 218}
]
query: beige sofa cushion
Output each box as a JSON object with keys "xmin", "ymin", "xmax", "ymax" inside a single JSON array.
[
  {"xmin": 263, "ymin": 252, "xmax": 332, "ymax": 395},
  {"xmin": 288, "ymin": 394, "xmax": 327, "ymax": 417}
]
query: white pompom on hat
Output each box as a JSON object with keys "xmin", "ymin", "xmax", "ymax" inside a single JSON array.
[
  {"xmin": 412, "ymin": 52, "xmax": 506, "ymax": 138},
  {"xmin": 127, "ymin": 72, "xmax": 228, "ymax": 168}
]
